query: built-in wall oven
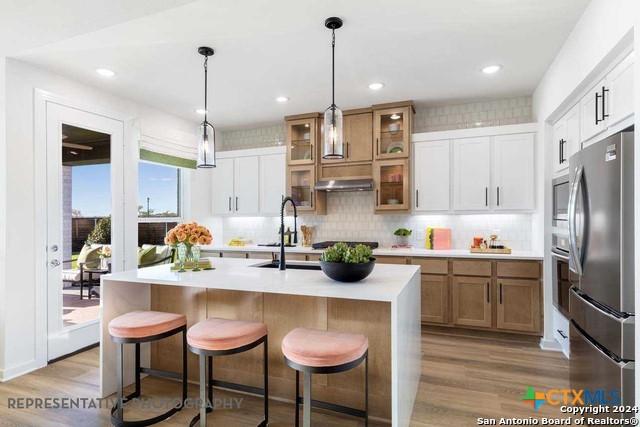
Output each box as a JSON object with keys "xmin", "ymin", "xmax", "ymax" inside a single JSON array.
[
  {"xmin": 552, "ymin": 175, "xmax": 570, "ymax": 226},
  {"xmin": 551, "ymin": 233, "xmax": 573, "ymax": 318}
]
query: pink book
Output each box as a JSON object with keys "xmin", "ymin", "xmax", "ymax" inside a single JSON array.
[{"xmin": 432, "ymin": 228, "xmax": 451, "ymax": 250}]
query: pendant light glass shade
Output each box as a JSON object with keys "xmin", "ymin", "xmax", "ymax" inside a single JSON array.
[
  {"xmin": 197, "ymin": 121, "xmax": 216, "ymax": 168},
  {"xmin": 323, "ymin": 104, "xmax": 343, "ymax": 159}
]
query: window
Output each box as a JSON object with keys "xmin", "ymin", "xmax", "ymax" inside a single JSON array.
[{"xmin": 138, "ymin": 161, "xmax": 181, "ymax": 219}]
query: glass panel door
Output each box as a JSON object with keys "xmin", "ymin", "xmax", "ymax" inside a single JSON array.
[
  {"xmin": 289, "ymin": 166, "xmax": 314, "ymax": 211},
  {"xmin": 46, "ymin": 103, "xmax": 123, "ymax": 361},
  {"xmin": 375, "ymin": 107, "xmax": 410, "ymax": 159},
  {"xmin": 375, "ymin": 159, "xmax": 409, "ymax": 211},
  {"xmin": 287, "ymin": 119, "xmax": 315, "ymax": 164}
]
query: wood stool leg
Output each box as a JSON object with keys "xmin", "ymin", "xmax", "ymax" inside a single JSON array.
[
  {"xmin": 199, "ymin": 354, "xmax": 207, "ymax": 427},
  {"xmin": 303, "ymin": 372, "xmax": 312, "ymax": 427}
]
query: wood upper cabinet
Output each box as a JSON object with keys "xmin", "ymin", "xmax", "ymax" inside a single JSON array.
[
  {"xmin": 492, "ymin": 133, "xmax": 534, "ymax": 210},
  {"xmin": 413, "ymin": 140, "xmax": 450, "ymax": 211},
  {"xmin": 321, "ymin": 111, "xmax": 372, "ymax": 164},
  {"xmin": 287, "ymin": 117, "xmax": 317, "ymax": 165},
  {"xmin": 374, "ymin": 105, "xmax": 412, "ymax": 160},
  {"xmin": 374, "ymin": 159, "xmax": 410, "ymax": 211},
  {"xmin": 496, "ymin": 278, "xmax": 541, "ymax": 333},
  {"xmin": 287, "ymin": 164, "xmax": 315, "ymax": 212},
  {"xmin": 421, "ymin": 274, "xmax": 449, "ymax": 324},
  {"xmin": 452, "ymin": 276, "xmax": 492, "ymax": 328},
  {"xmin": 452, "ymin": 137, "xmax": 491, "ymax": 211}
]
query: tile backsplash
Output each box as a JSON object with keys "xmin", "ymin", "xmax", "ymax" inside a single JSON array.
[{"xmin": 220, "ymin": 192, "xmax": 532, "ymax": 250}]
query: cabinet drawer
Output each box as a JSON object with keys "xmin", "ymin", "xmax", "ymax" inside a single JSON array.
[
  {"xmin": 496, "ymin": 261, "xmax": 540, "ymax": 279},
  {"xmin": 202, "ymin": 251, "xmax": 222, "ymax": 258},
  {"xmin": 412, "ymin": 258, "xmax": 448, "ymax": 275},
  {"xmin": 375, "ymin": 256, "xmax": 408, "ymax": 265},
  {"xmin": 306, "ymin": 253, "xmax": 321, "ymax": 262},
  {"xmin": 247, "ymin": 252, "xmax": 273, "ymax": 260},
  {"xmin": 452, "ymin": 260, "xmax": 491, "ymax": 277},
  {"xmin": 220, "ymin": 251, "xmax": 248, "ymax": 259}
]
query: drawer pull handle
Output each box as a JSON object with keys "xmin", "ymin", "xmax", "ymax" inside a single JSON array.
[{"xmin": 557, "ymin": 329, "xmax": 568, "ymax": 339}]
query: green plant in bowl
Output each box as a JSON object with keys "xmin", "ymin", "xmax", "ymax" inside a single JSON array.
[
  {"xmin": 393, "ymin": 228, "xmax": 412, "ymax": 237},
  {"xmin": 320, "ymin": 243, "xmax": 375, "ymax": 282}
]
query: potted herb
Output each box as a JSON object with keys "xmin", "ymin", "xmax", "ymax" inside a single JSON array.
[
  {"xmin": 319, "ymin": 242, "xmax": 376, "ymax": 282},
  {"xmin": 393, "ymin": 228, "xmax": 412, "ymax": 246}
]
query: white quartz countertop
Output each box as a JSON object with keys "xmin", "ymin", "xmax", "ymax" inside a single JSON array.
[
  {"xmin": 103, "ymin": 257, "xmax": 420, "ymax": 302},
  {"xmin": 200, "ymin": 244, "xmax": 543, "ymax": 260}
]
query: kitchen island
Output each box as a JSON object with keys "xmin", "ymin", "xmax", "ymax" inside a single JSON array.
[{"xmin": 100, "ymin": 257, "xmax": 421, "ymax": 426}]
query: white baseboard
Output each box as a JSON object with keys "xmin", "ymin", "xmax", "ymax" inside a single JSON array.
[
  {"xmin": 0, "ymin": 359, "xmax": 45, "ymax": 382},
  {"xmin": 539, "ymin": 337, "xmax": 562, "ymax": 352}
]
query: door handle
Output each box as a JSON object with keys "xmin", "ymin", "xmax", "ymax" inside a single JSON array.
[
  {"xmin": 376, "ymin": 189, "xmax": 379, "ymax": 206},
  {"xmin": 50, "ymin": 244, "xmax": 59, "ymax": 253},
  {"xmin": 568, "ymin": 166, "xmax": 584, "ymax": 275},
  {"xmin": 496, "ymin": 187, "xmax": 500, "ymax": 206},
  {"xmin": 485, "ymin": 187, "xmax": 488, "ymax": 207},
  {"xmin": 376, "ymin": 138, "xmax": 379, "ymax": 156},
  {"xmin": 345, "ymin": 142, "xmax": 349, "ymax": 158},
  {"xmin": 601, "ymin": 86, "xmax": 609, "ymax": 120},
  {"xmin": 50, "ymin": 259, "xmax": 60, "ymax": 268},
  {"xmin": 415, "ymin": 189, "xmax": 419, "ymax": 208},
  {"xmin": 499, "ymin": 282, "xmax": 503, "ymax": 304},
  {"xmin": 556, "ymin": 329, "xmax": 568, "ymax": 339},
  {"xmin": 228, "ymin": 196, "xmax": 232, "ymax": 212},
  {"xmin": 486, "ymin": 282, "xmax": 490, "ymax": 303},
  {"xmin": 595, "ymin": 91, "xmax": 601, "ymax": 125},
  {"xmin": 310, "ymin": 191, "xmax": 314, "ymax": 207},
  {"xmin": 235, "ymin": 196, "xmax": 238, "ymax": 211}
]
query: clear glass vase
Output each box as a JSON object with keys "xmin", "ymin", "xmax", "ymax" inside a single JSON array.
[
  {"xmin": 191, "ymin": 246, "xmax": 201, "ymax": 271},
  {"xmin": 177, "ymin": 243, "xmax": 187, "ymax": 272}
]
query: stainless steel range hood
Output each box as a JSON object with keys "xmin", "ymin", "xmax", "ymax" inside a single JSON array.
[{"xmin": 315, "ymin": 179, "xmax": 374, "ymax": 192}]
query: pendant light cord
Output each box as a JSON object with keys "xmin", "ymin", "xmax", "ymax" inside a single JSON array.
[
  {"xmin": 331, "ymin": 28, "xmax": 336, "ymax": 127},
  {"xmin": 203, "ymin": 55, "xmax": 208, "ymax": 123}
]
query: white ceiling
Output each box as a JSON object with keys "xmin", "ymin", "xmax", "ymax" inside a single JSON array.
[{"xmin": 13, "ymin": 0, "xmax": 589, "ymax": 129}]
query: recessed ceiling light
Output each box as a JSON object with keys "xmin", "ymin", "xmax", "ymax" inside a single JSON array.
[
  {"xmin": 482, "ymin": 64, "xmax": 502, "ymax": 75},
  {"xmin": 368, "ymin": 82, "xmax": 384, "ymax": 90},
  {"xmin": 276, "ymin": 96, "xmax": 289, "ymax": 103},
  {"xmin": 96, "ymin": 68, "xmax": 116, "ymax": 78},
  {"xmin": 195, "ymin": 109, "xmax": 207, "ymax": 115},
  {"xmin": 390, "ymin": 114, "xmax": 401, "ymax": 120}
]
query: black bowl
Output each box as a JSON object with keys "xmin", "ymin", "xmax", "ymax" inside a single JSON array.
[{"xmin": 319, "ymin": 258, "xmax": 376, "ymax": 282}]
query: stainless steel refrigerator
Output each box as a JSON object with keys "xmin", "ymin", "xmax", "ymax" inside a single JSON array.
[{"xmin": 568, "ymin": 129, "xmax": 635, "ymax": 410}]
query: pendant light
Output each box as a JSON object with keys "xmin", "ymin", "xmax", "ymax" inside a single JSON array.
[
  {"xmin": 196, "ymin": 46, "xmax": 216, "ymax": 168},
  {"xmin": 322, "ymin": 17, "xmax": 344, "ymax": 160}
]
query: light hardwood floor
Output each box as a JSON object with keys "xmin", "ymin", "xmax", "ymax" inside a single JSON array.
[{"xmin": 0, "ymin": 327, "xmax": 569, "ymax": 426}]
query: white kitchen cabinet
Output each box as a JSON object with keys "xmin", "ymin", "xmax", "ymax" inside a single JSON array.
[
  {"xmin": 552, "ymin": 104, "xmax": 579, "ymax": 174},
  {"xmin": 607, "ymin": 52, "xmax": 634, "ymax": 127},
  {"xmin": 453, "ymin": 137, "xmax": 491, "ymax": 211},
  {"xmin": 211, "ymin": 158, "xmax": 235, "ymax": 215},
  {"xmin": 413, "ymin": 140, "xmax": 450, "ymax": 211},
  {"xmin": 233, "ymin": 156, "xmax": 259, "ymax": 214},
  {"xmin": 259, "ymin": 153, "xmax": 286, "ymax": 214},
  {"xmin": 580, "ymin": 78, "xmax": 608, "ymax": 143},
  {"xmin": 492, "ymin": 134, "xmax": 534, "ymax": 210}
]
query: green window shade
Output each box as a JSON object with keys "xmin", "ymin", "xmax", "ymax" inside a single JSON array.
[{"xmin": 140, "ymin": 149, "xmax": 197, "ymax": 169}]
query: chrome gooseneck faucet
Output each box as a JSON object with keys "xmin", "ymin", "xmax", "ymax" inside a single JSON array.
[{"xmin": 279, "ymin": 196, "xmax": 298, "ymax": 270}]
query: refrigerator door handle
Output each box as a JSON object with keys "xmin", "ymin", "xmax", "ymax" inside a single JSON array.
[
  {"xmin": 568, "ymin": 165, "xmax": 584, "ymax": 275},
  {"xmin": 570, "ymin": 319, "xmax": 631, "ymax": 368}
]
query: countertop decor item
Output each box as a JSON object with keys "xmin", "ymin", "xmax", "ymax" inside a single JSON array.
[
  {"xmin": 319, "ymin": 242, "xmax": 376, "ymax": 282},
  {"xmin": 164, "ymin": 222, "xmax": 213, "ymax": 271},
  {"xmin": 322, "ymin": 16, "xmax": 345, "ymax": 160},
  {"xmin": 196, "ymin": 46, "xmax": 217, "ymax": 168},
  {"xmin": 300, "ymin": 225, "xmax": 314, "ymax": 247},
  {"xmin": 393, "ymin": 228, "xmax": 412, "ymax": 247}
]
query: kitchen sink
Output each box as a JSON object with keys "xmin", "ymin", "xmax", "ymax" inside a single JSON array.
[{"xmin": 251, "ymin": 261, "xmax": 321, "ymax": 271}]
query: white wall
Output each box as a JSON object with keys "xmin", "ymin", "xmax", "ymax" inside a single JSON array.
[
  {"xmin": 0, "ymin": 57, "xmax": 7, "ymax": 373},
  {"xmin": 532, "ymin": 0, "xmax": 636, "ymax": 348},
  {"xmin": 0, "ymin": 59, "xmax": 199, "ymax": 380}
]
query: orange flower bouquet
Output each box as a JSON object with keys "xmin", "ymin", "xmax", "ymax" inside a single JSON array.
[{"xmin": 165, "ymin": 222, "xmax": 213, "ymax": 271}]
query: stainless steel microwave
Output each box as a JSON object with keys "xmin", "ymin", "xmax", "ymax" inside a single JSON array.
[{"xmin": 552, "ymin": 175, "xmax": 569, "ymax": 226}]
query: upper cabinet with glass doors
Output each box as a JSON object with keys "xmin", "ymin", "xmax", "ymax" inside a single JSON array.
[
  {"xmin": 373, "ymin": 102, "xmax": 414, "ymax": 160},
  {"xmin": 286, "ymin": 114, "xmax": 320, "ymax": 165}
]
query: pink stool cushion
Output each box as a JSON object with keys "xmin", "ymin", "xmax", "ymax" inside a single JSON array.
[
  {"xmin": 282, "ymin": 328, "xmax": 369, "ymax": 368},
  {"xmin": 108, "ymin": 311, "xmax": 186, "ymax": 339},
  {"xmin": 187, "ymin": 318, "xmax": 267, "ymax": 351}
]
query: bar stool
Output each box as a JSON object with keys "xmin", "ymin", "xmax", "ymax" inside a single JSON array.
[
  {"xmin": 108, "ymin": 310, "xmax": 188, "ymax": 427},
  {"xmin": 187, "ymin": 317, "xmax": 269, "ymax": 427},
  {"xmin": 282, "ymin": 327, "xmax": 369, "ymax": 427}
]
